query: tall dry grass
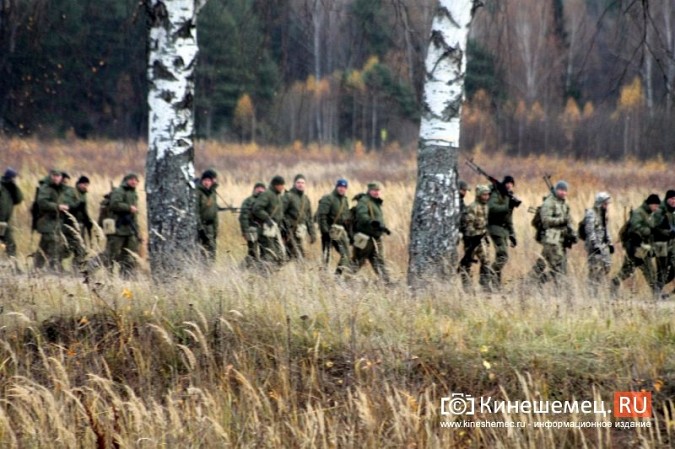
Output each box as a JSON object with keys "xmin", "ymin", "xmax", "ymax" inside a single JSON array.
[{"xmin": 0, "ymin": 139, "xmax": 673, "ymax": 448}]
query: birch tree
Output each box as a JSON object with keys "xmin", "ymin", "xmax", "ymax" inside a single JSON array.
[
  {"xmin": 145, "ymin": 0, "xmax": 208, "ymax": 276},
  {"xmin": 408, "ymin": 0, "xmax": 475, "ymax": 287}
]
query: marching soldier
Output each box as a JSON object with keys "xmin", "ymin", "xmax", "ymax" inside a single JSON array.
[
  {"xmin": 282, "ymin": 174, "xmax": 316, "ymax": 259},
  {"xmin": 459, "ymin": 184, "xmax": 492, "ymax": 292},
  {"xmin": 583, "ymin": 192, "xmax": 614, "ymax": 292},
  {"xmin": 196, "ymin": 169, "xmax": 219, "ymax": 263},
  {"xmin": 316, "ymin": 178, "xmax": 352, "ymax": 275},
  {"xmin": 62, "ymin": 175, "xmax": 91, "ymax": 270},
  {"xmin": 34, "ymin": 169, "xmax": 70, "ymax": 271},
  {"xmin": 351, "ymin": 181, "xmax": 391, "ymax": 283},
  {"xmin": 611, "ymin": 193, "xmax": 660, "ymax": 296},
  {"xmin": 530, "ymin": 180, "xmax": 577, "ymax": 284},
  {"xmin": 487, "ymin": 175, "xmax": 517, "ymax": 288},
  {"xmin": 239, "ymin": 182, "xmax": 266, "ymax": 266},
  {"xmin": 0, "ymin": 168, "xmax": 23, "ymax": 262},
  {"xmin": 104, "ymin": 173, "xmax": 141, "ymax": 277},
  {"xmin": 458, "ymin": 180, "xmax": 468, "ymax": 238},
  {"xmin": 252, "ymin": 176, "xmax": 286, "ymax": 266},
  {"xmin": 653, "ymin": 190, "xmax": 675, "ymax": 295}
]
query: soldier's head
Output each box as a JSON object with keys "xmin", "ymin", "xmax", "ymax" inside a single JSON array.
[
  {"xmin": 270, "ymin": 175, "xmax": 285, "ymax": 193},
  {"xmin": 502, "ymin": 175, "xmax": 515, "ymax": 192},
  {"xmin": 253, "ymin": 182, "xmax": 266, "ymax": 196},
  {"xmin": 76, "ymin": 175, "xmax": 90, "ymax": 193},
  {"xmin": 200, "ymin": 169, "xmax": 217, "ymax": 189},
  {"xmin": 61, "ymin": 172, "xmax": 71, "ymax": 185},
  {"xmin": 646, "ymin": 193, "xmax": 661, "ymax": 212},
  {"xmin": 293, "ymin": 174, "xmax": 306, "ymax": 192},
  {"xmin": 49, "ymin": 169, "xmax": 63, "ymax": 186},
  {"xmin": 595, "ymin": 191, "xmax": 611, "ymax": 210},
  {"xmin": 476, "ymin": 184, "xmax": 491, "ymax": 203},
  {"xmin": 335, "ymin": 178, "xmax": 348, "ymax": 196},
  {"xmin": 554, "ymin": 180, "xmax": 568, "ymax": 200},
  {"xmin": 123, "ymin": 173, "xmax": 139, "ymax": 189},
  {"xmin": 2, "ymin": 167, "xmax": 17, "ymax": 183},
  {"xmin": 666, "ymin": 190, "xmax": 675, "ymax": 209},
  {"xmin": 458, "ymin": 180, "xmax": 468, "ymax": 198},
  {"xmin": 367, "ymin": 181, "xmax": 382, "ymax": 199}
]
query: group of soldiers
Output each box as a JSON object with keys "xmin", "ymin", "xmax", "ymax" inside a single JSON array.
[
  {"xmin": 0, "ymin": 167, "xmax": 141, "ymax": 276},
  {"xmin": 459, "ymin": 175, "xmax": 675, "ymax": 298}
]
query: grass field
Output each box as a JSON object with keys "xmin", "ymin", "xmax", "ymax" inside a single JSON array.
[{"xmin": 0, "ymin": 139, "xmax": 673, "ymax": 448}]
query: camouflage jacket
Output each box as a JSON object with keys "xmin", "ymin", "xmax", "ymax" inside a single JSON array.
[
  {"xmin": 252, "ymin": 187, "xmax": 284, "ymax": 224},
  {"xmin": 109, "ymin": 180, "xmax": 139, "ymax": 237},
  {"xmin": 464, "ymin": 200, "xmax": 488, "ymax": 237},
  {"xmin": 0, "ymin": 179, "xmax": 23, "ymax": 222},
  {"xmin": 353, "ymin": 194, "xmax": 385, "ymax": 238},
  {"xmin": 197, "ymin": 184, "xmax": 219, "ymax": 231},
  {"xmin": 487, "ymin": 189, "xmax": 515, "ymax": 238},
  {"xmin": 540, "ymin": 194, "xmax": 574, "ymax": 245},
  {"xmin": 283, "ymin": 187, "xmax": 316, "ymax": 238},
  {"xmin": 584, "ymin": 206, "xmax": 610, "ymax": 252},
  {"xmin": 316, "ymin": 189, "xmax": 350, "ymax": 234},
  {"xmin": 626, "ymin": 202, "xmax": 655, "ymax": 244},
  {"xmin": 36, "ymin": 180, "xmax": 68, "ymax": 234},
  {"xmin": 62, "ymin": 185, "xmax": 90, "ymax": 228},
  {"xmin": 239, "ymin": 193, "xmax": 261, "ymax": 234},
  {"xmin": 652, "ymin": 202, "xmax": 675, "ymax": 243}
]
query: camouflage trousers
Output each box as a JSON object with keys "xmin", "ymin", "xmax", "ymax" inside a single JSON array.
[
  {"xmin": 489, "ymin": 234, "xmax": 509, "ymax": 287},
  {"xmin": 654, "ymin": 242, "xmax": 675, "ymax": 290},
  {"xmin": 258, "ymin": 233, "xmax": 285, "ymax": 266},
  {"xmin": 612, "ymin": 254, "xmax": 656, "ymax": 293},
  {"xmin": 530, "ymin": 243, "xmax": 567, "ymax": 284},
  {"xmin": 284, "ymin": 232, "xmax": 306, "ymax": 260},
  {"xmin": 35, "ymin": 230, "xmax": 69, "ymax": 271},
  {"xmin": 459, "ymin": 235, "xmax": 491, "ymax": 291},
  {"xmin": 0, "ymin": 225, "xmax": 17, "ymax": 257},
  {"xmin": 587, "ymin": 247, "xmax": 612, "ymax": 291},
  {"xmin": 198, "ymin": 224, "xmax": 217, "ymax": 263},
  {"xmin": 322, "ymin": 233, "xmax": 351, "ymax": 275},
  {"xmin": 352, "ymin": 237, "xmax": 390, "ymax": 283},
  {"xmin": 104, "ymin": 234, "xmax": 139, "ymax": 277},
  {"xmin": 63, "ymin": 223, "xmax": 88, "ymax": 269}
]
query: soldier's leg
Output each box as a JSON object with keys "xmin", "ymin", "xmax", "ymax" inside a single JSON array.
[
  {"xmin": 490, "ymin": 234, "xmax": 508, "ymax": 287},
  {"xmin": 2, "ymin": 226, "xmax": 17, "ymax": 257},
  {"xmin": 38, "ymin": 231, "xmax": 63, "ymax": 271},
  {"xmin": 351, "ymin": 243, "xmax": 370, "ymax": 274},
  {"xmin": 458, "ymin": 242, "xmax": 475, "ymax": 290},
  {"xmin": 636, "ymin": 257, "xmax": 657, "ymax": 293},
  {"xmin": 529, "ymin": 254, "xmax": 548, "ymax": 284},
  {"xmin": 333, "ymin": 235, "xmax": 352, "ymax": 275},
  {"xmin": 63, "ymin": 225, "xmax": 87, "ymax": 269},
  {"xmin": 118, "ymin": 235, "xmax": 139, "ymax": 277},
  {"xmin": 543, "ymin": 244, "xmax": 566, "ymax": 280},
  {"xmin": 370, "ymin": 238, "xmax": 391, "ymax": 283},
  {"xmin": 477, "ymin": 240, "xmax": 492, "ymax": 291},
  {"xmin": 104, "ymin": 235, "xmax": 124, "ymax": 272}
]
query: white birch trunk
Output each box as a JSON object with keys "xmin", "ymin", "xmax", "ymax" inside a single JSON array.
[
  {"xmin": 408, "ymin": 0, "xmax": 474, "ymax": 287},
  {"xmin": 145, "ymin": 0, "xmax": 208, "ymax": 275}
]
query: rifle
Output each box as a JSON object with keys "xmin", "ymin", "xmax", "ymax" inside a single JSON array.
[
  {"xmin": 543, "ymin": 173, "xmax": 555, "ymax": 196},
  {"xmin": 465, "ymin": 158, "xmax": 522, "ymax": 208}
]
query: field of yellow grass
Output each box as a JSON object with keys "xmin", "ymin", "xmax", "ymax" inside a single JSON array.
[{"xmin": 0, "ymin": 138, "xmax": 673, "ymax": 448}]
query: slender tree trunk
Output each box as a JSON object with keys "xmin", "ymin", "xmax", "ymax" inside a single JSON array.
[
  {"xmin": 145, "ymin": 0, "xmax": 208, "ymax": 276},
  {"xmin": 408, "ymin": 0, "xmax": 475, "ymax": 287}
]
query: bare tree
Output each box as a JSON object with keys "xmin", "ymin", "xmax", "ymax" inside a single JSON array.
[
  {"xmin": 144, "ymin": 0, "xmax": 209, "ymax": 276},
  {"xmin": 408, "ymin": 0, "xmax": 476, "ymax": 287}
]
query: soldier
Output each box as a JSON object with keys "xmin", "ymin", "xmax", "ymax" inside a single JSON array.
[
  {"xmin": 239, "ymin": 182, "xmax": 266, "ymax": 267},
  {"xmin": 34, "ymin": 169, "xmax": 70, "ymax": 271},
  {"xmin": 0, "ymin": 168, "xmax": 23, "ymax": 262},
  {"xmin": 653, "ymin": 190, "xmax": 675, "ymax": 295},
  {"xmin": 583, "ymin": 192, "xmax": 614, "ymax": 291},
  {"xmin": 351, "ymin": 181, "xmax": 392, "ymax": 283},
  {"xmin": 487, "ymin": 175, "xmax": 517, "ymax": 289},
  {"xmin": 61, "ymin": 175, "xmax": 91, "ymax": 270},
  {"xmin": 252, "ymin": 175, "xmax": 286, "ymax": 265},
  {"xmin": 282, "ymin": 174, "xmax": 316, "ymax": 259},
  {"xmin": 196, "ymin": 169, "xmax": 219, "ymax": 263},
  {"xmin": 104, "ymin": 173, "xmax": 141, "ymax": 277},
  {"xmin": 317, "ymin": 178, "xmax": 352, "ymax": 275},
  {"xmin": 530, "ymin": 180, "xmax": 577, "ymax": 284},
  {"xmin": 458, "ymin": 180, "xmax": 469, "ymax": 239},
  {"xmin": 459, "ymin": 184, "xmax": 492, "ymax": 292},
  {"xmin": 611, "ymin": 193, "xmax": 660, "ymax": 296}
]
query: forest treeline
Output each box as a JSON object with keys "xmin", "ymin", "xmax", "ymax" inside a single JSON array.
[{"xmin": 1, "ymin": 0, "xmax": 673, "ymax": 159}]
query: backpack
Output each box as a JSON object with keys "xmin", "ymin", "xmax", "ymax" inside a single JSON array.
[
  {"xmin": 577, "ymin": 212, "xmax": 587, "ymax": 241},
  {"xmin": 530, "ymin": 205, "xmax": 544, "ymax": 243},
  {"xmin": 346, "ymin": 193, "xmax": 366, "ymax": 237},
  {"xmin": 97, "ymin": 184, "xmax": 115, "ymax": 226}
]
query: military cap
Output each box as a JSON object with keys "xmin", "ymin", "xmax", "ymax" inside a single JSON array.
[
  {"xmin": 49, "ymin": 168, "xmax": 63, "ymax": 176},
  {"xmin": 294, "ymin": 174, "xmax": 306, "ymax": 182},
  {"xmin": 76, "ymin": 175, "xmax": 90, "ymax": 185},
  {"xmin": 123, "ymin": 173, "xmax": 139, "ymax": 182},
  {"xmin": 555, "ymin": 180, "xmax": 569, "ymax": 192},
  {"xmin": 253, "ymin": 181, "xmax": 266, "ymax": 190},
  {"xmin": 458, "ymin": 180, "xmax": 468, "ymax": 190},
  {"xmin": 595, "ymin": 192, "xmax": 611, "ymax": 205},
  {"xmin": 201, "ymin": 169, "xmax": 217, "ymax": 180},
  {"xmin": 336, "ymin": 178, "xmax": 348, "ymax": 188},
  {"xmin": 502, "ymin": 175, "xmax": 515, "ymax": 186},
  {"xmin": 666, "ymin": 190, "xmax": 675, "ymax": 200},
  {"xmin": 475, "ymin": 184, "xmax": 491, "ymax": 195},
  {"xmin": 646, "ymin": 194, "xmax": 661, "ymax": 205},
  {"xmin": 2, "ymin": 167, "xmax": 17, "ymax": 180},
  {"xmin": 367, "ymin": 181, "xmax": 382, "ymax": 191},
  {"xmin": 270, "ymin": 175, "xmax": 285, "ymax": 186}
]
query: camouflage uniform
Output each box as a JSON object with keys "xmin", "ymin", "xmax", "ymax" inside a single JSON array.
[
  {"xmin": 197, "ymin": 183, "xmax": 219, "ymax": 262},
  {"xmin": 252, "ymin": 180, "xmax": 286, "ymax": 265},
  {"xmin": 0, "ymin": 171, "xmax": 23, "ymax": 258},
  {"xmin": 239, "ymin": 184, "xmax": 265, "ymax": 266},
  {"xmin": 61, "ymin": 184, "xmax": 88, "ymax": 268},
  {"xmin": 352, "ymin": 186, "xmax": 391, "ymax": 283},
  {"xmin": 652, "ymin": 193, "xmax": 675, "ymax": 292},
  {"xmin": 612, "ymin": 200, "xmax": 659, "ymax": 294},
  {"xmin": 487, "ymin": 188, "xmax": 515, "ymax": 287},
  {"xmin": 283, "ymin": 186, "xmax": 316, "ymax": 259},
  {"xmin": 316, "ymin": 186, "xmax": 351, "ymax": 274},
  {"xmin": 104, "ymin": 174, "xmax": 140, "ymax": 277},
  {"xmin": 530, "ymin": 190, "xmax": 576, "ymax": 283},
  {"xmin": 583, "ymin": 193, "xmax": 612, "ymax": 290},
  {"xmin": 459, "ymin": 185, "xmax": 491, "ymax": 291},
  {"xmin": 35, "ymin": 176, "xmax": 69, "ymax": 271}
]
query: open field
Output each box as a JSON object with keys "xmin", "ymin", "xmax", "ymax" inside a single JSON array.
[{"xmin": 0, "ymin": 139, "xmax": 673, "ymax": 448}]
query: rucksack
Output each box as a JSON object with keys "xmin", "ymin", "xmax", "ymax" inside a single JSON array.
[
  {"xmin": 530, "ymin": 205, "xmax": 544, "ymax": 243},
  {"xmin": 347, "ymin": 193, "xmax": 367, "ymax": 237},
  {"xmin": 97, "ymin": 184, "xmax": 115, "ymax": 226},
  {"xmin": 577, "ymin": 212, "xmax": 587, "ymax": 241}
]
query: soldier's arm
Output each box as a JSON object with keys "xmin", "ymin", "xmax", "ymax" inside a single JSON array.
[
  {"xmin": 238, "ymin": 197, "xmax": 252, "ymax": 233},
  {"xmin": 316, "ymin": 196, "xmax": 331, "ymax": 234},
  {"xmin": 109, "ymin": 189, "xmax": 131, "ymax": 214},
  {"xmin": 36, "ymin": 186, "xmax": 59, "ymax": 213},
  {"xmin": 10, "ymin": 184, "xmax": 23, "ymax": 205},
  {"xmin": 651, "ymin": 209, "xmax": 670, "ymax": 241},
  {"xmin": 630, "ymin": 210, "xmax": 652, "ymax": 239},
  {"xmin": 540, "ymin": 200, "xmax": 567, "ymax": 228},
  {"xmin": 305, "ymin": 199, "xmax": 316, "ymax": 238},
  {"xmin": 252, "ymin": 193, "xmax": 271, "ymax": 222},
  {"xmin": 584, "ymin": 209, "xmax": 599, "ymax": 248}
]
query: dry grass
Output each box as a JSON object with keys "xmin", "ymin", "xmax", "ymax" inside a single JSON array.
[{"xmin": 0, "ymin": 138, "xmax": 673, "ymax": 448}]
